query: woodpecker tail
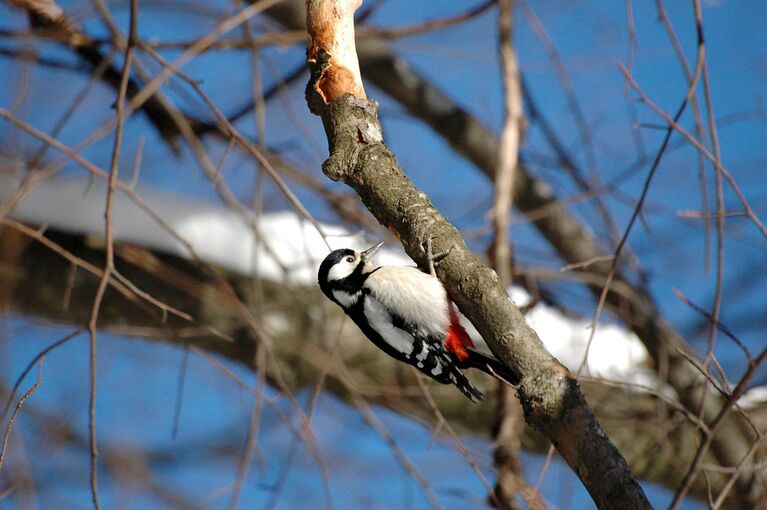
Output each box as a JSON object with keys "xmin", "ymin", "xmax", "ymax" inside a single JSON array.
[
  {"xmin": 462, "ymin": 349, "xmax": 519, "ymax": 386},
  {"xmin": 444, "ymin": 304, "xmax": 518, "ymax": 387},
  {"xmin": 448, "ymin": 366, "xmax": 485, "ymax": 402},
  {"xmin": 444, "ymin": 305, "xmax": 476, "ymax": 362}
]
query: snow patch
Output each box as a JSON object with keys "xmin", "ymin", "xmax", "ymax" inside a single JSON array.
[
  {"xmin": 460, "ymin": 290, "xmax": 659, "ymax": 389},
  {"xmin": 0, "ymin": 172, "xmax": 409, "ymax": 284},
  {"xmin": 740, "ymin": 386, "xmax": 767, "ymax": 409},
  {"xmin": 2, "ymin": 172, "xmax": 763, "ymax": 402}
]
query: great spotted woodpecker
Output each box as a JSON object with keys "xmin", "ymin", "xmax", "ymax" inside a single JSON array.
[{"xmin": 317, "ymin": 241, "xmax": 518, "ymax": 401}]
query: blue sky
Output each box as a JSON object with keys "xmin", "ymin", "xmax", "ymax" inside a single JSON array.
[{"xmin": 1, "ymin": 0, "xmax": 766, "ymax": 508}]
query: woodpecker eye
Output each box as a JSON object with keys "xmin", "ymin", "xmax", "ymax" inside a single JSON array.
[{"xmin": 346, "ymin": 256, "xmax": 354, "ymax": 263}]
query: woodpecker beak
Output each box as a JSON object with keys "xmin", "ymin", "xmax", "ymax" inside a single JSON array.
[{"xmin": 361, "ymin": 241, "xmax": 383, "ymax": 262}]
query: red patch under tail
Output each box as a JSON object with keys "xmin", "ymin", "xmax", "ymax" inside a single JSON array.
[{"xmin": 444, "ymin": 304, "xmax": 475, "ymax": 362}]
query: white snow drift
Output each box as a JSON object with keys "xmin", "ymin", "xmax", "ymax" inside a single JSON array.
[{"xmin": 1, "ymin": 170, "xmax": 763, "ymax": 406}]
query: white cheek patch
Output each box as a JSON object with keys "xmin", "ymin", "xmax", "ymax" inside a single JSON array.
[
  {"xmin": 328, "ymin": 260, "xmax": 355, "ymax": 281},
  {"xmin": 333, "ymin": 290, "xmax": 361, "ymax": 308},
  {"xmin": 364, "ymin": 296, "xmax": 414, "ymax": 356}
]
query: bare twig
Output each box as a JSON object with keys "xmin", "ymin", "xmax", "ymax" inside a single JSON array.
[
  {"xmin": 654, "ymin": 0, "xmax": 711, "ymax": 272},
  {"xmin": 353, "ymin": 395, "xmax": 444, "ymax": 510},
  {"xmin": 667, "ymin": 347, "xmax": 767, "ymax": 509},
  {"xmin": 578, "ymin": 85, "xmax": 692, "ymax": 375},
  {"xmin": 673, "ymin": 289, "xmax": 751, "ymax": 361},
  {"xmin": 519, "ymin": 0, "xmax": 618, "ymax": 247},
  {"xmin": 0, "ymin": 328, "xmax": 81, "ymax": 423},
  {"xmin": 0, "ymin": 359, "xmax": 44, "ymax": 471},
  {"xmin": 360, "ymin": 0, "xmax": 494, "ymax": 40},
  {"xmin": 83, "ymin": 1, "xmax": 137, "ymax": 506},
  {"xmin": 620, "ymin": 67, "xmax": 767, "ymax": 241},
  {"xmin": 692, "ymin": 0, "xmax": 726, "ymax": 390},
  {"xmin": 412, "ymin": 377, "xmax": 501, "ymax": 506}
]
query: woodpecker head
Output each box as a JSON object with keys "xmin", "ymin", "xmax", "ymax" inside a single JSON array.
[{"xmin": 317, "ymin": 242, "xmax": 383, "ymax": 305}]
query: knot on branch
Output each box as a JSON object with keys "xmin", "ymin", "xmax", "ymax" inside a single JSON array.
[{"xmin": 517, "ymin": 366, "xmax": 574, "ymax": 433}]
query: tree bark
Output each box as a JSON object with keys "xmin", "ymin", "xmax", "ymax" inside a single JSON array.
[
  {"xmin": 264, "ymin": 4, "xmax": 763, "ymax": 506},
  {"xmin": 303, "ymin": 2, "xmax": 651, "ymax": 508}
]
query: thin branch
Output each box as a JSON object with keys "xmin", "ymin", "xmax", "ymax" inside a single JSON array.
[
  {"xmin": 654, "ymin": 0, "xmax": 711, "ymax": 273},
  {"xmin": 353, "ymin": 394, "xmax": 444, "ymax": 510},
  {"xmin": 492, "ymin": 0, "xmax": 521, "ymax": 287},
  {"xmin": 360, "ymin": 0, "xmax": 494, "ymax": 40},
  {"xmin": 136, "ymin": 42, "xmax": 333, "ymax": 251},
  {"xmin": 0, "ymin": 219, "xmax": 194, "ymax": 326},
  {"xmin": 692, "ymin": 0, "xmax": 726, "ymax": 393},
  {"xmin": 0, "ymin": 328, "xmax": 81, "ymax": 423},
  {"xmin": 667, "ymin": 346, "xmax": 767, "ymax": 509},
  {"xmin": 83, "ymin": 0, "xmax": 137, "ymax": 506},
  {"xmin": 673, "ymin": 289, "xmax": 751, "ymax": 361},
  {"xmin": 620, "ymin": 67, "xmax": 767, "ymax": 241},
  {"xmin": 0, "ymin": 359, "xmax": 44, "ymax": 471},
  {"xmin": 578, "ymin": 87, "xmax": 691, "ymax": 376}
]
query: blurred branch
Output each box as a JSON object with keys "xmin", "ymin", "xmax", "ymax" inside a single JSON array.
[
  {"xmin": 0, "ymin": 359, "xmax": 43, "ymax": 471},
  {"xmin": 491, "ymin": 1, "xmax": 529, "ymax": 509},
  {"xmin": 0, "ymin": 222, "xmax": 764, "ymax": 506},
  {"xmin": 491, "ymin": 0, "xmax": 521, "ymax": 290},
  {"xmin": 359, "ymin": 0, "xmax": 494, "ymax": 40},
  {"xmin": 82, "ymin": 2, "xmax": 138, "ymax": 505},
  {"xmin": 7, "ymin": 0, "xmax": 187, "ymax": 150}
]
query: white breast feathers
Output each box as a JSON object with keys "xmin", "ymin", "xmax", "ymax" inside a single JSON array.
[{"xmin": 365, "ymin": 266, "xmax": 451, "ymax": 337}]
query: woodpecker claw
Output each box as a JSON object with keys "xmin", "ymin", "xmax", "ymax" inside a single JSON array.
[{"xmin": 423, "ymin": 235, "xmax": 453, "ymax": 276}]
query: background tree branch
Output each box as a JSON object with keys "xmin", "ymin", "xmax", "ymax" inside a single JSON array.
[{"xmin": 1, "ymin": 0, "xmax": 764, "ymax": 507}]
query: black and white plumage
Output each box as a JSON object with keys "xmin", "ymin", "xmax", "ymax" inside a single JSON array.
[{"xmin": 317, "ymin": 242, "xmax": 518, "ymax": 401}]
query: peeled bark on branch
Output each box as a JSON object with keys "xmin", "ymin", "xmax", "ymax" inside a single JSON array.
[
  {"xmin": 303, "ymin": 2, "xmax": 651, "ymax": 509},
  {"xmin": 305, "ymin": 0, "xmax": 366, "ymax": 104}
]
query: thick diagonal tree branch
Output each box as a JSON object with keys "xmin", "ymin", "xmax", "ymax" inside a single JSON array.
[
  {"xmin": 264, "ymin": 4, "xmax": 762, "ymax": 505},
  {"xmin": 4, "ymin": 1, "xmax": 762, "ymax": 505},
  {"xmin": 303, "ymin": 2, "xmax": 651, "ymax": 509}
]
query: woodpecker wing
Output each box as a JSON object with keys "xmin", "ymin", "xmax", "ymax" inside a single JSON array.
[
  {"xmin": 364, "ymin": 266, "xmax": 451, "ymax": 338},
  {"xmin": 360, "ymin": 268, "xmax": 484, "ymax": 401}
]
